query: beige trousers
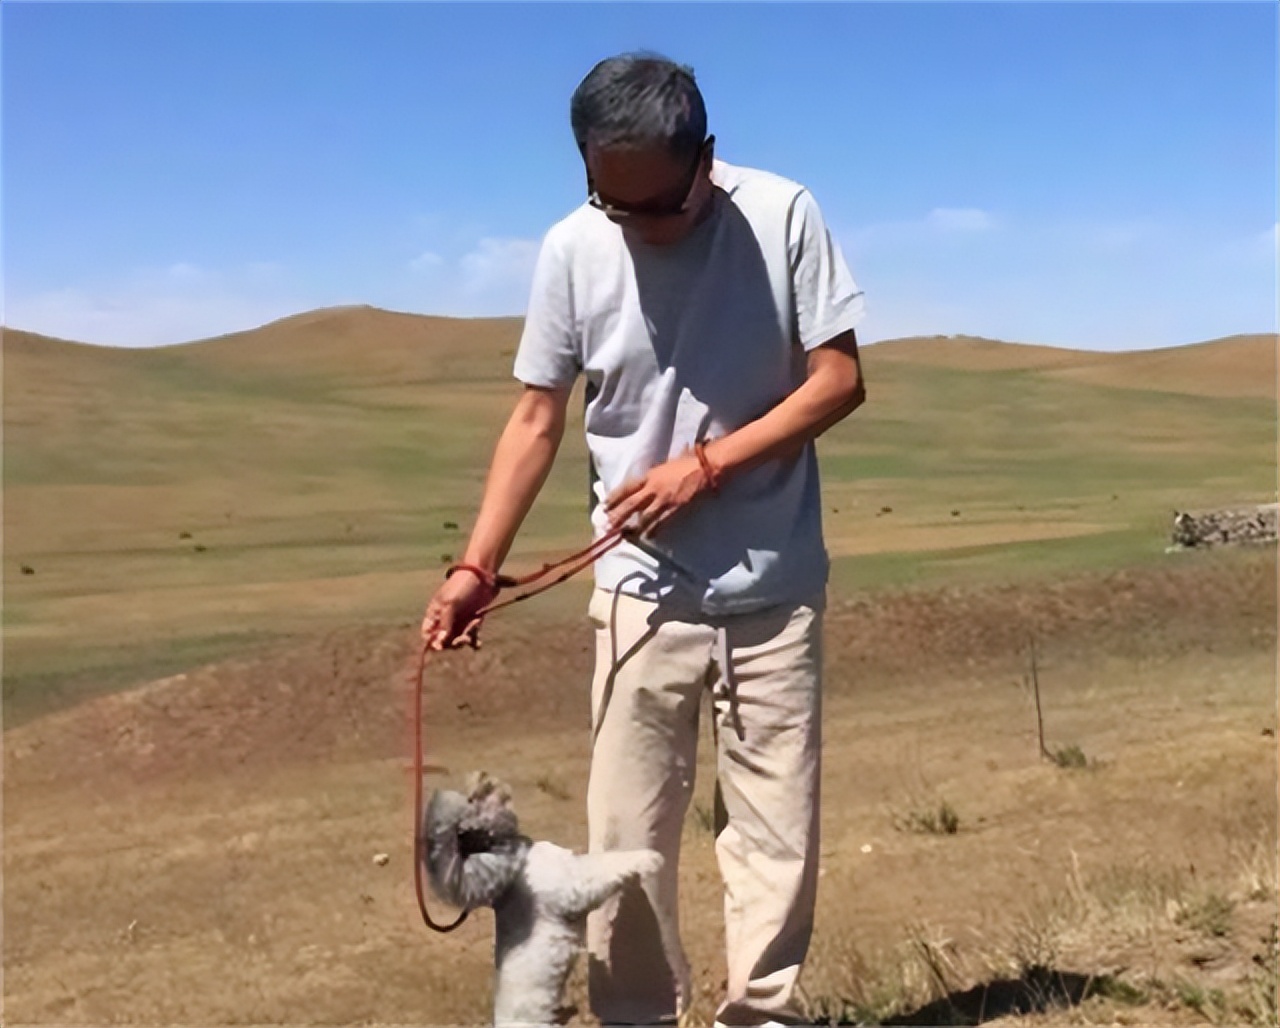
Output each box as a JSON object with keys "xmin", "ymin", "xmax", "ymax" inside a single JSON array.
[{"xmin": 584, "ymin": 586, "xmax": 824, "ymax": 1027}]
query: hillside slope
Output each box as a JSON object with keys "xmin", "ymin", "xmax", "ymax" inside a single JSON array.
[
  {"xmin": 4, "ymin": 310, "xmax": 1275, "ymax": 724},
  {"xmin": 864, "ymin": 332, "xmax": 1276, "ymax": 399}
]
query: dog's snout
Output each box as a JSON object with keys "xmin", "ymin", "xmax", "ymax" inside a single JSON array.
[{"xmin": 457, "ymin": 826, "xmax": 496, "ymax": 856}]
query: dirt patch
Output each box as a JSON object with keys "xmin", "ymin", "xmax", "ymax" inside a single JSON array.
[
  {"xmin": 6, "ymin": 551, "xmax": 1273, "ymax": 791},
  {"xmin": 827, "ymin": 547, "xmax": 1276, "ymax": 678},
  {"xmin": 4, "ymin": 549, "xmax": 1276, "ymax": 1025},
  {"xmin": 826, "ymin": 519, "xmax": 1106, "ymax": 557}
]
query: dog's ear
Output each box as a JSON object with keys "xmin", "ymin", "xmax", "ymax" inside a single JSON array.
[
  {"xmin": 424, "ymin": 789, "xmax": 468, "ymax": 832},
  {"xmin": 422, "ymin": 788, "xmax": 527, "ymax": 909},
  {"xmin": 465, "ymin": 770, "xmax": 513, "ymax": 807}
]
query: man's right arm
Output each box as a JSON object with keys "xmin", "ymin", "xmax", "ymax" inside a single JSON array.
[{"xmin": 421, "ymin": 383, "xmax": 571, "ymax": 649}]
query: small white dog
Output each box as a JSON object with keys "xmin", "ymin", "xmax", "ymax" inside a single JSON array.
[{"xmin": 422, "ymin": 772, "xmax": 663, "ymax": 1026}]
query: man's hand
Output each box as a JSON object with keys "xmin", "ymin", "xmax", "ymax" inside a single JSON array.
[
  {"xmin": 421, "ymin": 568, "xmax": 495, "ymax": 651},
  {"xmin": 418, "ymin": 384, "xmax": 570, "ymax": 652},
  {"xmin": 605, "ymin": 450, "xmax": 713, "ymax": 537}
]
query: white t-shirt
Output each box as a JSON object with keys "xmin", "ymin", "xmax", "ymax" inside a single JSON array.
[{"xmin": 514, "ymin": 160, "xmax": 865, "ymax": 615}]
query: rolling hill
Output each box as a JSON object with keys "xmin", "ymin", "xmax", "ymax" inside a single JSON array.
[
  {"xmin": 3, "ymin": 310, "xmax": 1276, "ymax": 1027},
  {"xmin": 3, "ymin": 309, "xmax": 1276, "ymax": 722}
]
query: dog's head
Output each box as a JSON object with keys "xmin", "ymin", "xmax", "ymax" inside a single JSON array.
[{"xmin": 422, "ymin": 771, "xmax": 529, "ymax": 910}]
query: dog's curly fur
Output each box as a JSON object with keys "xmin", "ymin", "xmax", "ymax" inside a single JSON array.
[{"xmin": 423, "ymin": 772, "xmax": 662, "ymax": 1026}]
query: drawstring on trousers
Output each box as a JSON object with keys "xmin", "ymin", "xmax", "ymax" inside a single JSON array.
[
  {"xmin": 592, "ymin": 574, "xmax": 746, "ymax": 748},
  {"xmin": 713, "ymin": 624, "xmax": 746, "ymax": 742}
]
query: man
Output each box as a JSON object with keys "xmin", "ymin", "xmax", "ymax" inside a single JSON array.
[{"xmin": 422, "ymin": 53, "xmax": 866, "ymax": 1026}]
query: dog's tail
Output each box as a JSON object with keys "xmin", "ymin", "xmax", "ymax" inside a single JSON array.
[{"xmin": 421, "ymin": 784, "xmax": 528, "ymax": 910}]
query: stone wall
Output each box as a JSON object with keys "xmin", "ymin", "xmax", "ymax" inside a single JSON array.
[{"xmin": 1170, "ymin": 503, "xmax": 1279, "ymax": 549}]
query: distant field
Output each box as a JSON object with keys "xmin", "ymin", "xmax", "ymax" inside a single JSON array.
[
  {"xmin": 3, "ymin": 310, "xmax": 1277, "ymax": 1027},
  {"xmin": 3, "ymin": 310, "xmax": 1276, "ymax": 723}
]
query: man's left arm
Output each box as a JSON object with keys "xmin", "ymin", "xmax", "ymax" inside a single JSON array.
[
  {"xmin": 604, "ymin": 331, "xmax": 864, "ymax": 534},
  {"xmin": 704, "ymin": 329, "xmax": 864, "ymax": 478}
]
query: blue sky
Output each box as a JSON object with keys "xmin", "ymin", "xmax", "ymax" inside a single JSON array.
[{"xmin": 3, "ymin": 2, "xmax": 1276, "ymax": 350}]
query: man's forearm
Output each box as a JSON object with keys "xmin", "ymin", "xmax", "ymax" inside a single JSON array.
[
  {"xmin": 460, "ymin": 390, "xmax": 567, "ymax": 573},
  {"xmin": 708, "ymin": 334, "xmax": 864, "ymax": 480}
]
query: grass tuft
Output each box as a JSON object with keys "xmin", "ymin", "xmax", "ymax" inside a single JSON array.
[
  {"xmin": 1171, "ymin": 978, "xmax": 1231, "ymax": 1021},
  {"xmin": 893, "ymin": 799, "xmax": 961, "ymax": 836},
  {"xmin": 1049, "ymin": 743, "xmax": 1090, "ymax": 769},
  {"xmin": 1173, "ymin": 890, "xmax": 1236, "ymax": 938},
  {"xmin": 690, "ymin": 801, "xmax": 716, "ymax": 834},
  {"xmin": 1242, "ymin": 922, "xmax": 1279, "ymax": 1026},
  {"xmin": 533, "ymin": 773, "xmax": 570, "ymax": 801}
]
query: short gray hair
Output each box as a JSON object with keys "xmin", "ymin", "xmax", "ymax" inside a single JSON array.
[{"xmin": 569, "ymin": 52, "xmax": 707, "ymax": 162}]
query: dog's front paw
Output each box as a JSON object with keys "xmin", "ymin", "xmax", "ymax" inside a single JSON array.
[{"xmin": 630, "ymin": 849, "xmax": 663, "ymax": 879}]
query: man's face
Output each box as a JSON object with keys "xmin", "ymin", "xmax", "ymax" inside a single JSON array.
[{"xmin": 584, "ymin": 140, "xmax": 714, "ymax": 247}]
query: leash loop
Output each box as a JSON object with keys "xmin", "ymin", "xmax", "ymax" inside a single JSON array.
[
  {"xmin": 412, "ymin": 526, "xmax": 630, "ymax": 933},
  {"xmin": 411, "ymin": 639, "xmax": 470, "ymax": 933}
]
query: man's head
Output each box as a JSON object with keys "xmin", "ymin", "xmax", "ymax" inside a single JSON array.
[{"xmin": 570, "ymin": 53, "xmax": 716, "ymax": 246}]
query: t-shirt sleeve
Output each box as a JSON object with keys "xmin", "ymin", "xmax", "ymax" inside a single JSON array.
[
  {"xmin": 788, "ymin": 188, "xmax": 866, "ymax": 351},
  {"xmin": 513, "ymin": 228, "xmax": 581, "ymax": 389}
]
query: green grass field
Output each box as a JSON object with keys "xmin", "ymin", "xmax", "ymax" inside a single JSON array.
[{"xmin": 3, "ymin": 312, "xmax": 1275, "ymax": 725}]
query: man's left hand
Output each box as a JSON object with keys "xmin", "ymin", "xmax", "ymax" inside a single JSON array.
[{"xmin": 605, "ymin": 451, "xmax": 711, "ymax": 537}]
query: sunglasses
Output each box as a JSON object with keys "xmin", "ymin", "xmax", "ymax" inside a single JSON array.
[{"xmin": 587, "ymin": 137, "xmax": 714, "ymax": 219}]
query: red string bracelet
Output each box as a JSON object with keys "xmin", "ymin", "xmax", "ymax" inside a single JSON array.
[
  {"xmin": 445, "ymin": 562, "xmax": 499, "ymax": 594},
  {"xmin": 694, "ymin": 441, "xmax": 722, "ymax": 495}
]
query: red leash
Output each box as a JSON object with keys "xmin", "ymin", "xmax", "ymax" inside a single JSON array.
[{"xmin": 411, "ymin": 525, "xmax": 630, "ymax": 932}]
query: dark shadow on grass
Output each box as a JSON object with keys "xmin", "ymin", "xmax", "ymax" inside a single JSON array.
[
  {"xmin": 884, "ymin": 966, "xmax": 1099, "ymax": 1026},
  {"xmin": 815, "ymin": 965, "xmax": 1131, "ymax": 1026}
]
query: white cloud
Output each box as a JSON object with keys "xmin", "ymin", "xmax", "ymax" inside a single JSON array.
[
  {"xmin": 3, "ymin": 263, "xmax": 310, "ymax": 347},
  {"xmin": 926, "ymin": 207, "xmax": 995, "ymax": 233},
  {"xmin": 1245, "ymin": 221, "xmax": 1279, "ymax": 261},
  {"xmin": 846, "ymin": 207, "xmax": 1001, "ymax": 254},
  {"xmin": 1053, "ymin": 219, "xmax": 1164, "ymax": 253},
  {"xmin": 459, "ymin": 238, "xmax": 539, "ymax": 299},
  {"xmin": 405, "ymin": 235, "xmax": 540, "ymax": 316},
  {"xmin": 1194, "ymin": 222, "xmax": 1279, "ymax": 268},
  {"xmin": 4, "ymin": 228, "xmax": 546, "ymax": 347},
  {"xmin": 165, "ymin": 261, "xmax": 205, "ymax": 283},
  {"xmin": 843, "ymin": 209, "xmax": 1278, "ymax": 350},
  {"xmin": 408, "ymin": 250, "xmax": 445, "ymax": 274}
]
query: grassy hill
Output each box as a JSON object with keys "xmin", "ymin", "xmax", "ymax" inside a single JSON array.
[
  {"xmin": 3, "ymin": 310, "xmax": 1276, "ymax": 723},
  {"xmin": 3, "ymin": 312, "xmax": 1277, "ymax": 1027}
]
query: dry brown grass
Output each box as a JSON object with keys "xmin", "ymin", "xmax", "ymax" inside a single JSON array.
[
  {"xmin": 865, "ymin": 332, "xmax": 1277, "ymax": 400},
  {"xmin": 3, "ymin": 311, "xmax": 1275, "ymax": 1024},
  {"xmin": 4, "ymin": 551, "xmax": 1275, "ymax": 1025}
]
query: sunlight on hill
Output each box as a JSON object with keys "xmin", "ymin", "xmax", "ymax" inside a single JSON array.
[
  {"xmin": 866, "ymin": 332, "xmax": 1277, "ymax": 399},
  {"xmin": 180, "ymin": 305, "xmax": 523, "ymax": 384},
  {"xmin": 4, "ymin": 309, "xmax": 1276, "ymax": 724}
]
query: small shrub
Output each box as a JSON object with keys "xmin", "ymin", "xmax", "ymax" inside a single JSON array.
[
  {"xmin": 1005, "ymin": 910, "xmax": 1061, "ymax": 975},
  {"xmin": 691, "ymin": 801, "xmax": 715, "ymax": 834},
  {"xmin": 1174, "ymin": 891, "xmax": 1235, "ymax": 938},
  {"xmin": 802, "ymin": 990, "xmax": 887, "ymax": 1027},
  {"xmin": 1235, "ymin": 840, "xmax": 1277, "ymax": 902},
  {"xmin": 1050, "ymin": 744, "xmax": 1089, "ymax": 769},
  {"xmin": 1090, "ymin": 975, "xmax": 1149, "ymax": 1006},
  {"xmin": 1173, "ymin": 978, "xmax": 1230, "ymax": 1021},
  {"xmin": 1241, "ymin": 922, "xmax": 1278, "ymax": 1026},
  {"xmin": 894, "ymin": 800, "xmax": 960, "ymax": 836},
  {"xmin": 534, "ymin": 774, "xmax": 570, "ymax": 801}
]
